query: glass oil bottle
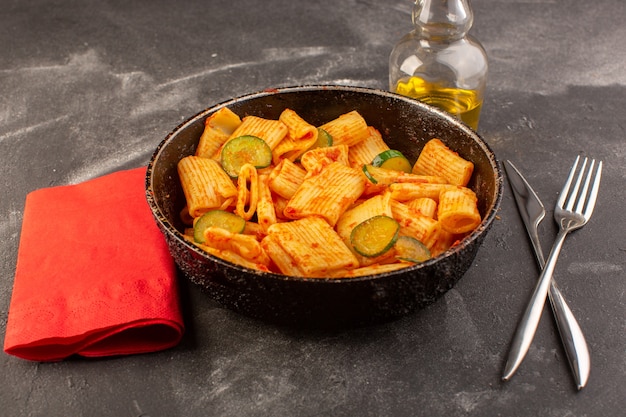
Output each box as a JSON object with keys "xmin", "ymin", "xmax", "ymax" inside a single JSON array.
[{"xmin": 389, "ymin": 0, "xmax": 488, "ymax": 130}]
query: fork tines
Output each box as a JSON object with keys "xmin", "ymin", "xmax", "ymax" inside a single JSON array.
[{"xmin": 558, "ymin": 156, "xmax": 603, "ymax": 219}]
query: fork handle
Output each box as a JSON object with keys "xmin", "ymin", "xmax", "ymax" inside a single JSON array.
[
  {"xmin": 502, "ymin": 228, "xmax": 569, "ymax": 381},
  {"xmin": 536, "ymin": 229, "xmax": 590, "ymax": 389},
  {"xmin": 548, "ymin": 282, "xmax": 591, "ymax": 389}
]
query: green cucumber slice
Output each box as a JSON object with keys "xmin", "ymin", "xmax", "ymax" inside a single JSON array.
[
  {"xmin": 193, "ymin": 210, "xmax": 246, "ymax": 243},
  {"xmin": 362, "ymin": 164, "xmax": 378, "ymax": 184},
  {"xmin": 315, "ymin": 128, "xmax": 333, "ymax": 148},
  {"xmin": 394, "ymin": 236, "xmax": 431, "ymax": 263},
  {"xmin": 350, "ymin": 215, "xmax": 400, "ymax": 258},
  {"xmin": 221, "ymin": 135, "xmax": 272, "ymax": 177},
  {"xmin": 372, "ymin": 149, "xmax": 412, "ymax": 173}
]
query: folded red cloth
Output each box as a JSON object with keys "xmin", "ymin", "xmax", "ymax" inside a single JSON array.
[{"xmin": 4, "ymin": 167, "xmax": 184, "ymax": 361}]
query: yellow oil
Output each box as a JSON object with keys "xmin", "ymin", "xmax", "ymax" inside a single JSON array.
[{"xmin": 394, "ymin": 76, "xmax": 483, "ymax": 130}]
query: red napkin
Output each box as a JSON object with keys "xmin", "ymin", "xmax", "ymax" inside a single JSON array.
[{"xmin": 4, "ymin": 167, "xmax": 184, "ymax": 361}]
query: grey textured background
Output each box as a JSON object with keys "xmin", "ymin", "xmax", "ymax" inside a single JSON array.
[{"xmin": 1, "ymin": 0, "xmax": 624, "ymax": 416}]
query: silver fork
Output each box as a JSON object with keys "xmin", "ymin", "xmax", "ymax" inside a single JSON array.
[{"xmin": 503, "ymin": 156, "xmax": 603, "ymax": 381}]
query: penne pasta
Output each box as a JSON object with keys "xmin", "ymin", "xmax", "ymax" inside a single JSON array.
[
  {"xmin": 328, "ymin": 262, "xmax": 412, "ymax": 278},
  {"xmin": 335, "ymin": 192, "xmax": 395, "ymax": 267},
  {"xmin": 214, "ymin": 115, "xmax": 288, "ymax": 160},
  {"xmin": 429, "ymin": 227, "xmax": 461, "ymax": 258},
  {"xmin": 273, "ymin": 194, "xmax": 291, "ymax": 220},
  {"xmin": 362, "ymin": 164, "xmax": 448, "ymax": 196},
  {"xmin": 336, "ymin": 193, "xmax": 393, "ymax": 243},
  {"xmin": 261, "ymin": 235, "xmax": 307, "ymax": 276}
]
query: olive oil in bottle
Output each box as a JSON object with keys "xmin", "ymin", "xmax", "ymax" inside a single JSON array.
[{"xmin": 389, "ymin": 0, "xmax": 488, "ymax": 130}]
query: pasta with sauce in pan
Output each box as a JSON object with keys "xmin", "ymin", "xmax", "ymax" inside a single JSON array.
[{"xmin": 177, "ymin": 107, "xmax": 481, "ymax": 278}]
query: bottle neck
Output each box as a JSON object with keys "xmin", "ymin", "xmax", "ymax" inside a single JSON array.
[{"xmin": 412, "ymin": 0, "xmax": 474, "ymax": 41}]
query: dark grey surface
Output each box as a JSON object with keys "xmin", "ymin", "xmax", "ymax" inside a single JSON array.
[{"xmin": 1, "ymin": 0, "xmax": 624, "ymax": 416}]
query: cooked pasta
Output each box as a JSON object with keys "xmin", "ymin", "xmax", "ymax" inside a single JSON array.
[
  {"xmin": 283, "ymin": 161, "xmax": 365, "ymax": 226},
  {"xmin": 195, "ymin": 107, "xmax": 242, "ymax": 159},
  {"xmin": 300, "ymin": 144, "xmax": 350, "ymax": 176},
  {"xmin": 318, "ymin": 110, "xmax": 370, "ymax": 147},
  {"xmin": 234, "ymin": 163, "xmax": 259, "ymax": 220},
  {"xmin": 268, "ymin": 159, "xmax": 307, "ymax": 199},
  {"xmin": 272, "ymin": 109, "xmax": 319, "ymax": 163},
  {"xmin": 336, "ymin": 193, "xmax": 393, "ymax": 244},
  {"xmin": 412, "ymin": 138, "xmax": 474, "ymax": 186},
  {"xmin": 407, "ymin": 197, "xmax": 438, "ymax": 219},
  {"xmin": 388, "ymin": 182, "xmax": 454, "ymax": 202},
  {"xmin": 262, "ymin": 216, "xmax": 359, "ymax": 277},
  {"xmin": 390, "ymin": 200, "xmax": 441, "ymax": 250},
  {"xmin": 255, "ymin": 174, "xmax": 277, "ymax": 233},
  {"xmin": 216, "ymin": 115, "xmax": 288, "ymax": 160},
  {"xmin": 178, "ymin": 156, "xmax": 238, "ymax": 218},
  {"xmin": 335, "ymin": 192, "xmax": 396, "ymax": 267},
  {"xmin": 178, "ymin": 108, "xmax": 482, "ymax": 277},
  {"xmin": 348, "ymin": 126, "xmax": 389, "ymax": 169},
  {"xmin": 202, "ymin": 227, "xmax": 271, "ymax": 266},
  {"xmin": 437, "ymin": 186, "xmax": 481, "ymax": 234}
]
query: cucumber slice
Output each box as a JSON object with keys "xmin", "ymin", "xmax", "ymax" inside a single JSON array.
[
  {"xmin": 193, "ymin": 210, "xmax": 246, "ymax": 243},
  {"xmin": 362, "ymin": 164, "xmax": 402, "ymax": 185},
  {"xmin": 362, "ymin": 164, "xmax": 378, "ymax": 184},
  {"xmin": 315, "ymin": 128, "xmax": 333, "ymax": 148},
  {"xmin": 350, "ymin": 215, "xmax": 400, "ymax": 258},
  {"xmin": 394, "ymin": 236, "xmax": 431, "ymax": 263},
  {"xmin": 221, "ymin": 135, "xmax": 272, "ymax": 177},
  {"xmin": 372, "ymin": 150, "xmax": 412, "ymax": 173}
]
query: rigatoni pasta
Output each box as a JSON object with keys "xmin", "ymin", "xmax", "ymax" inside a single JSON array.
[
  {"xmin": 318, "ymin": 110, "xmax": 370, "ymax": 147},
  {"xmin": 407, "ymin": 197, "xmax": 438, "ymax": 219},
  {"xmin": 268, "ymin": 158, "xmax": 306, "ymax": 199},
  {"xmin": 178, "ymin": 156, "xmax": 238, "ymax": 218},
  {"xmin": 390, "ymin": 200, "xmax": 441, "ymax": 250},
  {"xmin": 412, "ymin": 138, "xmax": 474, "ymax": 186},
  {"xmin": 195, "ymin": 107, "xmax": 242, "ymax": 159},
  {"xmin": 283, "ymin": 161, "xmax": 365, "ymax": 226},
  {"xmin": 177, "ymin": 107, "xmax": 482, "ymax": 277},
  {"xmin": 348, "ymin": 127, "xmax": 389, "ymax": 168},
  {"xmin": 221, "ymin": 115, "xmax": 288, "ymax": 157},
  {"xmin": 272, "ymin": 109, "xmax": 319, "ymax": 163},
  {"xmin": 300, "ymin": 144, "xmax": 350, "ymax": 176},
  {"xmin": 262, "ymin": 216, "xmax": 359, "ymax": 277},
  {"xmin": 437, "ymin": 186, "xmax": 481, "ymax": 234}
]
